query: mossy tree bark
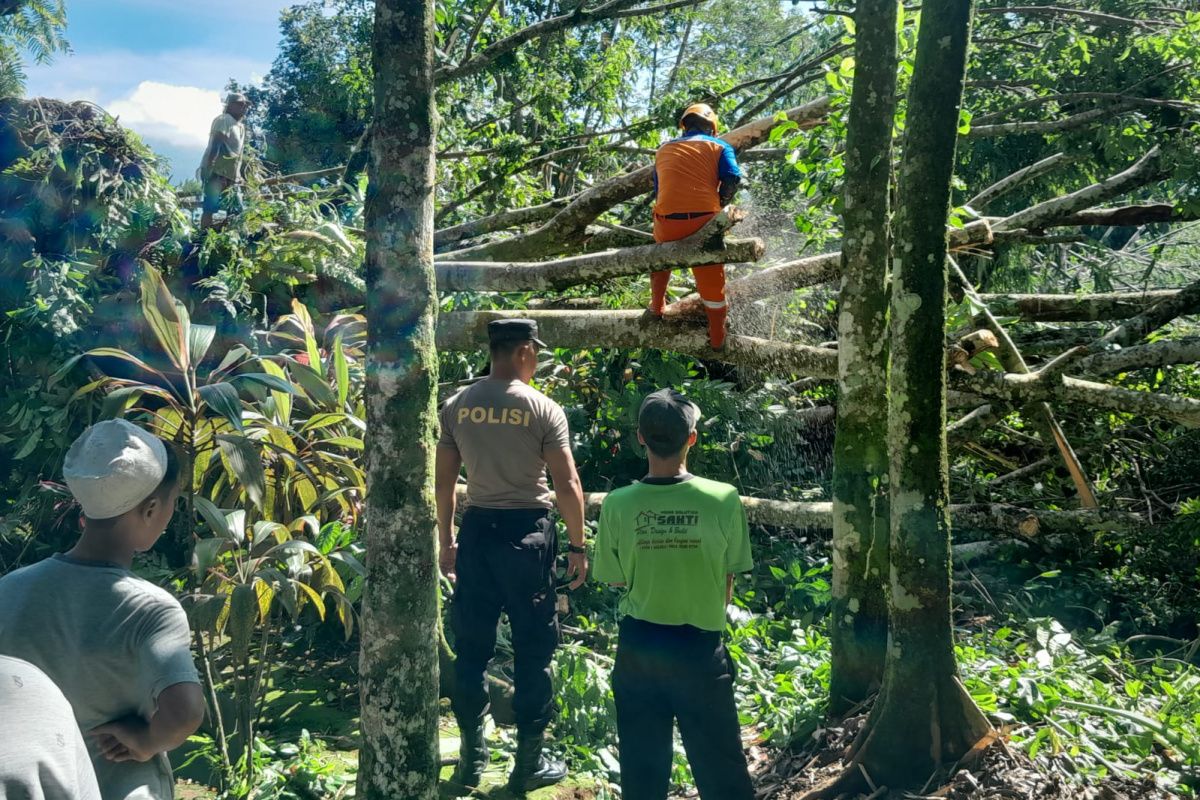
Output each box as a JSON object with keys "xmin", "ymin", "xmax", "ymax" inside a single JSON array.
[
  {"xmin": 357, "ymin": 1, "xmax": 441, "ymax": 798},
  {"xmin": 860, "ymin": 0, "xmax": 992, "ymax": 787},
  {"xmin": 805, "ymin": 2, "xmax": 992, "ymax": 795},
  {"xmin": 829, "ymin": 0, "xmax": 898, "ymax": 715}
]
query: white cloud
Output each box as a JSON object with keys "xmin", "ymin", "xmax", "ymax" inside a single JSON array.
[
  {"xmin": 25, "ymin": 48, "xmax": 269, "ymax": 104},
  {"xmin": 107, "ymin": 81, "xmax": 223, "ymax": 148},
  {"xmin": 23, "ymin": 48, "xmax": 271, "ymax": 177}
]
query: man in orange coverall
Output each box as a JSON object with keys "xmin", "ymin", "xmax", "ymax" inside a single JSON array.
[{"xmin": 648, "ymin": 102, "xmax": 743, "ymax": 350}]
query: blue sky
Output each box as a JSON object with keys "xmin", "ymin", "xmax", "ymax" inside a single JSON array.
[{"xmin": 25, "ymin": 0, "xmax": 295, "ymax": 178}]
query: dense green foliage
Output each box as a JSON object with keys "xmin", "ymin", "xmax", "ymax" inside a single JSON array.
[{"xmin": 2, "ymin": 0, "xmax": 1200, "ymax": 797}]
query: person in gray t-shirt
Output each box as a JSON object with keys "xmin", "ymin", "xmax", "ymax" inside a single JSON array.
[
  {"xmin": 0, "ymin": 420, "xmax": 205, "ymax": 800},
  {"xmin": 0, "ymin": 655, "xmax": 101, "ymax": 800}
]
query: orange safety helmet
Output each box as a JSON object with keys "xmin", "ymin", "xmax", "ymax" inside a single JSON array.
[{"xmin": 678, "ymin": 102, "xmax": 720, "ymax": 133}]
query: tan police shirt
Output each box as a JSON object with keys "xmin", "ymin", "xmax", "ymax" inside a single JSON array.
[{"xmin": 438, "ymin": 378, "xmax": 571, "ymax": 509}]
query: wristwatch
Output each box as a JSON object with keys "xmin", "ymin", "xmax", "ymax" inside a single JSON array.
[{"xmin": 566, "ymin": 543, "xmax": 587, "ymax": 554}]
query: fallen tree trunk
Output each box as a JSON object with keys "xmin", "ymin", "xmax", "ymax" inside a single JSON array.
[
  {"xmin": 434, "ymin": 195, "xmax": 577, "ymax": 249},
  {"xmin": 977, "ymin": 289, "xmax": 1181, "ymax": 322},
  {"xmin": 665, "ymin": 219, "xmax": 994, "ymax": 317},
  {"xmin": 1090, "ymin": 274, "xmax": 1200, "ymax": 351},
  {"xmin": 437, "ymin": 310, "xmax": 1200, "ymax": 424},
  {"xmin": 952, "ymin": 370, "xmax": 1200, "ymax": 427},
  {"xmin": 436, "ymin": 210, "xmax": 762, "ymax": 291},
  {"xmin": 996, "ymin": 147, "xmax": 1168, "ymax": 232},
  {"xmin": 1076, "ymin": 336, "xmax": 1200, "ymax": 376},
  {"xmin": 435, "ymin": 309, "xmax": 840, "ymax": 376},
  {"xmin": 965, "ymin": 152, "xmax": 1069, "ymax": 210},
  {"xmin": 1052, "ymin": 203, "xmax": 1199, "ymax": 227},
  {"xmin": 454, "ymin": 487, "xmax": 1141, "ymax": 534},
  {"xmin": 444, "ymin": 97, "xmax": 831, "ymax": 262}
]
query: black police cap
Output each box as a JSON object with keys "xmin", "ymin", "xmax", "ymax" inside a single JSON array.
[
  {"xmin": 639, "ymin": 388, "xmax": 702, "ymax": 455},
  {"xmin": 487, "ymin": 318, "xmax": 547, "ymax": 348}
]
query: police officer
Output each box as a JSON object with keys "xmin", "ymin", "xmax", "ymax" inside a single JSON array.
[{"xmin": 436, "ymin": 319, "xmax": 588, "ymax": 796}]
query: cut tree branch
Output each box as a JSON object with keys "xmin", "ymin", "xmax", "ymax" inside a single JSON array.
[
  {"xmin": 977, "ymin": 290, "xmax": 1182, "ymax": 322},
  {"xmin": 965, "ymin": 152, "xmax": 1069, "ymax": 210},
  {"xmin": 966, "ymin": 103, "xmax": 1138, "ymax": 139},
  {"xmin": 665, "ymin": 220, "xmax": 994, "ymax": 317},
  {"xmin": 1051, "ymin": 203, "xmax": 1200, "ymax": 227},
  {"xmin": 435, "ymin": 0, "xmax": 645, "ymax": 83},
  {"xmin": 443, "ymin": 97, "xmax": 831, "ymax": 261},
  {"xmin": 436, "ymin": 309, "xmax": 840, "ymax": 376},
  {"xmin": 434, "ymin": 195, "xmax": 578, "ymax": 249},
  {"xmin": 1076, "ymin": 337, "xmax": 1200, "ymax": 376},
  {"xmin": 952, "ymin": 370, "xmax": 1200, "ymax": 427},
  {"xmin": 436, "ymin": 210, "xmax": 762, "ymax": 291},
  {"xmin": 1090, "ymin": 274, "xmax": 1200, "ymax": 351},
  {"xmin": 456, "ymin": 487, "xmax": 1142, "ymax": 535},
  {"xmin": 977, "ymin": 6, "xmax": 1175, "ymax": 30},
  {"xmin": 996, "ymin": 147, "xmax": 1169, "ymax": 232}
]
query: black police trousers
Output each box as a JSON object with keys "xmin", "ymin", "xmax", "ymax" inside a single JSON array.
[
  {"xmin": 451, "ymin": 507, "xmax": 559, "ymax": 734},
  {"xmin": 612, "ymin": 617, "xmax": 755, "ymax": 800}
]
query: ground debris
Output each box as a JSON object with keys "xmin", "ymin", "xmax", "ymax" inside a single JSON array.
[{"xmin": 758, "ymin": 729, "xmax": 1180, "ymax": 800}]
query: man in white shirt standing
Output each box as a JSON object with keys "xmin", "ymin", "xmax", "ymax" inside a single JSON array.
[{"xmin": 199, "ymin": 92, "xmax": 249, "ymax": 228}]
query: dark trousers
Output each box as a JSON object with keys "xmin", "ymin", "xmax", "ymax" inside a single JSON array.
[
  {"xmin": 612, "ymin": 617, "xmax": 755, "ymax": 800},
  {"xmin": 451, "ymin": 507, "xmax": 559, "ymax": 734}
]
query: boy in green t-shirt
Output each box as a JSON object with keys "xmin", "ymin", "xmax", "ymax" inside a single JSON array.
[{"xmin": 593, "ymin": 388, "xmax": 755, "ymax": 800}]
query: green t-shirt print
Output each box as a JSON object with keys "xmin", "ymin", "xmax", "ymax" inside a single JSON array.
[{"xmin": 593, "ymin": 476, "xmax": 753, "ymax": 632}]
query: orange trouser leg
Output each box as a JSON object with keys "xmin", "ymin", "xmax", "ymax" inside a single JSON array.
[
  {"xmin": 650, "ymin": 213, "xmax": 716, "ymax": 315},
  {"xmin": 649, "ymin": 271, "xmax": 670, "ymax": 315},
  {"xmin": 692, "ymin": 263, "xmax": 728, "ymax": 349}
]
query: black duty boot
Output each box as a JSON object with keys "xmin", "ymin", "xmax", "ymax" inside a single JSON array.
[
  {"xmin": 505, "ymin": 730, "xmax": 566, "ymax": 795},
  {"xmin": 446, "ymin": 716, "xmax": 489, "ymax": 796}
]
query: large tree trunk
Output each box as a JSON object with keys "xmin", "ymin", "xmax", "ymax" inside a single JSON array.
[
  {"xmin": 871, "ymin": 0, "xmax": 991, "ymax": 781},
  {"xmin": 809, "ymin": 3, "xmax": 993, "ymax": 795},
  {"xmin": 357, "ymin": 2, "xmax": 441, "ymax": 798},
  {"xmin": 828, "ymin": 0, "xmax": 897, "ymax": 716}
]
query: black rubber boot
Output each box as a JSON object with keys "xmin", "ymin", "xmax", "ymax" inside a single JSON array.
[
  {"xmin": 446, "ymin": 716, "xmax": 489, "ymax": 796},
  {"xmin": 505, "ymin": 730, "xmax": 567, "ymax": 795}
]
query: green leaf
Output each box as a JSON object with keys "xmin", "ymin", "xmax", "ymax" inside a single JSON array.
[
  {"xmin": 189, "ymin": 324, "xmax": 217, "ymax": 366},
  {"xmin": 280, "ymin": 356, "xmax": 337, "ymax": 407},
  {"xmin": 291, "ymin": 299, "xmax": 323, "ymax": 372},
  {"xmin": 261, "ymin": 360, "xmax": 292, "ymax": 426},
  {"xmin": 81, "ymin": 348, "xmax": 172, "ymax": 387},
  {"xmin": 318, "ymin": 436, "xmax": 364, "ymax": 450},
  {"xmin": 194, "ymin": 496, "xmax": 232, "ymax": 539},
  {"xmin": 193, "ymin": 537, "xmax": 225, "ymax": 580},
  {"xmin": 198, "ymin": 383, "xmax": 245, "ymax": 433},
  {"xmin": 333, "ymin": 334, "xmax": 349, "ymax": 408},
  {"xmin": 253, "ymin": 577, "xmax": 274, "ymax": 623},
  {"xmin": 216, "ymin": 434, "xmax": 266, "ymax": 510},
  {"xmin": 232, "ymin": 373, "xmax": 296, "ymax": 395},
  {"xmin": 301, "ymin": 412, "xmax": 350, "ymax": 432},
  {"xmin": 13, "ymin": 427, "xmax": 42, "ymax": 460},
  {"xmin": 252, "ymin": 520, "xmax": 289, "ymax": 547},
  {"xmin": 295, "ymin": 580, "xmax": 326, "ymax": 621},
  {"xmin": 100, "ymin": 386, "xmax": 145, "ymax": 419},
  {"xmin": 333, "ymin": 594, "xmax": 354, "ymax": 640},
  {"xmin": 185, "ymin": 593, "xmax": 226, "ymax": 635},
  {"xmin": 140, "ymin": 265, "xmax": 189, "ymax": 371}
]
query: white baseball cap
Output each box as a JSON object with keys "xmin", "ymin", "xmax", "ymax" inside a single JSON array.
[{"xmin": 63, "ymin": 420, "xmax": 168, "ymax": 520}]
